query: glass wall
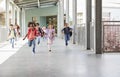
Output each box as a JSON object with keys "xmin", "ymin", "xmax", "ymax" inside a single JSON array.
[
  {"xmin": 46, "ymin": 15, "xmax": 57, "ymax": 33},
  {"xmin": 76, "ymin": 0, "xmax": 86, "ymax": 48},
  {"xmin": 77, "ymin": 0, "xmax": 86, "ymax": 26}
]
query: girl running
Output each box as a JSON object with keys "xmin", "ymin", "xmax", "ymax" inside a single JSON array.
[{"xmin": 46, "ymin": 24, "xmax": 55, "ymax": 52}]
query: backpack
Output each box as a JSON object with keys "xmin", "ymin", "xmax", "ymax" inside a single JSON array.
[
  {"xmin": 68, "ymin": 27, "xmax": 72, "ymax": 37},
  {"xmin": 9, "ymin": 29, "xmax": 16, "ymax": 37},
  {"xmin": 69, "ymin": 31, "xmax": 72, "ymax": 37},
  {"xmin": 39, "ymin": 27, "xmax": 44, "ymax": 37}
]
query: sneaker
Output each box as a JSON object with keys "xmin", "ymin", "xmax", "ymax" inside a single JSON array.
[
  {"xmin": 15, "ymin": 43, "xmax": 17, "ymax": 45},
  {"xmin": 66, "ymin": 43, "xmax": 68, "ymax": 46},
  {"xmin": 38, "ymin": 42, "xmax": 40, "ymax": 45},
  {"xmin": 12, "ymin": 45, "xmax": 14, "ymax": 48},
  {"xmin": 49, "ymin": 50, "xmax": 51, "ymax": 52},
  {"xmin": 32, "ymin": 49, "xmax": 35, "ymax": 54}
]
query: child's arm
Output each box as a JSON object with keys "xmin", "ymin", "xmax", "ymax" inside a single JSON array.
[
  {"xmin": 61, "ymin": 28, "xmax": 64, "ymax": 34},
  {"xmin": 8, "ymin": 29, "xmax": 11, "ymax": 36},
  {"xmin": 23, "ymin": 29, "xmax": 30, "ymax": 40},
  {"xmin": 23, "ymin": 34, "xmax": 28, "ymax": 40},
  {"xmin": 52, "ymin": 29, "xmax": 55, "ymax": 37}
]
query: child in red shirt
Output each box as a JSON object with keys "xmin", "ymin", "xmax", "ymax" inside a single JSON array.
[{"xmin": 23, "ymin": 22, "xmax": 37, "ymax": 53}]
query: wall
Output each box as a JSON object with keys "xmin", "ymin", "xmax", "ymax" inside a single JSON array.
[
  {"xmin": 0, "ymin": 27, "xmax": 8, "ymax": 42},
  {"xmin": 25, "ymin": 6, "xmax": 58, "ymax": 31},
  {"xmin": 40, "ymin": 16, "xmax": 46, "ymax": 26}
]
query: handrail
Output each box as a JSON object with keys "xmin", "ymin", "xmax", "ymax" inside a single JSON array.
[{"xmin": 102, "ymin": 21, "xmax": 120, "ymax": 22}]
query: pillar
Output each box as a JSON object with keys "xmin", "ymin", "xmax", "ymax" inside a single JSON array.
[
  {"xmin": 57, "ymin": 0, "xmax": 64, "ymax": 38},
  {"xmin": 21, "ymin": 8, "xmax": 26, "ymax": 36},
  {"xmin": 95, "ymin": 0, "xmax": 102, "ymax": 54},
  {"xmin": 57, "ymin": 1, "xmax": 61, "ymax": 37},
  {"xmin": 17, "ymin": 8, "xmax": 20, "ymax": 25},
  {"xmin": 86, "ymin": 0, "xmax": 92, "ymax": 50},
  {"xmin": 72, "ymin": 0, "xmax": 77, "ymax": 44},
  {"xmin": 12, "ymin": 4, "xmax": 15, "ymax": 25},
  {"xmin": 60, "ymin": 0, "xmax": 64, "ymax": 31},
  {"xmin": 6, "ymin": 0, "xmax": 10, "ymax": 28},
  {"xmin": 66, "ymin": 0, "xmax": 69, "ymax": 23}
]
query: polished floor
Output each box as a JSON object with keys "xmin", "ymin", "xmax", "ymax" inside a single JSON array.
[{"xmin": 0, "ymin": 38, "xmax": 120, "ymax": 77}]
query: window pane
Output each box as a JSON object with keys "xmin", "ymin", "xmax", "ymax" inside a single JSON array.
[{"xmin": 77, "ymin": 0, "xmax": 86, "ymax": 27}]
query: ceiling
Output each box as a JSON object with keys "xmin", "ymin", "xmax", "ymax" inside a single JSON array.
[{"xmin": 14, "ymin": 0, "xmax": 59, "ymax": 9}]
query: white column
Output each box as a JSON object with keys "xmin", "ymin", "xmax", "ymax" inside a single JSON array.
[
  {"xmin": 12, "ymin": 4, "xmax": 15, "ymax": 25},
  {"xmin": 60, "ymin": 0, "xmax": 64, "ymax": 31},
  {"xmin": 21, "ymin": 8, "xmax": 26, "ymax": 36},
  {"xmin": 57, "ymin": 0, "xmax": 64, "ymax": 38},
  {"xmin": 66, "ymin": 0, "xmax": 69, "ymax": 23},
  {"xmin": 57, "ymin": 1, "xmax": 61, "ymax": 37},
  {"xmin": 72, "ymin": 0, "xmax": 77, "ymax": 44},
  {"xmin": 17, "ymin": 9, "xmax": 20, "ymax": 25},
  {"xmin": 6, "ymin": 0, "xmax": 10, "ymax": 28}
]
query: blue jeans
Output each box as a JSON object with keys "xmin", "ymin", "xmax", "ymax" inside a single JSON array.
[
  {"xmin": 36, "ymin": 36, "xmax": 41, "ymax": 44},
  {"xmin": 65, "ymin": 34, "xmax": 70, "ymax": 46},
  {"xmin": 28, "ymin": 39, "xmax": 36, "ymax": 52},
  {"xmin": 10, "ymin": 38, "xmax": 15, "ymax": 48}
]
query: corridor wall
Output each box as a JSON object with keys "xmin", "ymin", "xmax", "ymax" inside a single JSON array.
[
  {"xmin": 0, "ymin": 27, "xmax": 7, "ymax": 42},
  {"xmin": 25, "ymin": 6, "xmax": 58, "ymax": 32}
]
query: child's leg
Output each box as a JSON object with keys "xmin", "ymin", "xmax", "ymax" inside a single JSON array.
[
  {"xmin": 11, "ymin": 38, "xmax": 14, "ymax": 48},
  {"xmin": 65, "ymin": 34, "xmax": 68, "ymax": 46},
  {"xmin": 32, "ymin": 39, "xmax": 36, "ymax": 53},
  {"xmin": 38, "ymin": 36, "xmax": 41, "ymax": 44},
  {"xmin": 47, "ymin": 38, "xmax": 51, "ymax": 51},
  {"xmin": 10, "ymin": 38, "xmax": 12, "ymax": 44},
  {"xmin": 48, "ymin": 44, "xmax": 51, "ymax": 50},
  {"xmin": 28, "ymin": 40, "xmax": 32, "ymax": 47}
]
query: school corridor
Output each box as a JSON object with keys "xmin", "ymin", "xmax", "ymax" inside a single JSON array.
[
  {"xmin": 0, "ymin": 38, "xmax": 120, "ymax": 77},
  {"xmin": 1, "ymin": 0, "xmax": 120, "ymax": 77}
]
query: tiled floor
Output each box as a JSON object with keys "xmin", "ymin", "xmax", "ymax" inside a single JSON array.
[
  {"xmin": 0, "ymin": 38, "xmax": 120, "ymax": 77},
  {"xmin": 0, "ymin": 38, "xmax": 27, "ymax": 64}
]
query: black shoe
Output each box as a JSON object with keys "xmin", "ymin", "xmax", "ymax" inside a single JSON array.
[
  {"xmin": 33, "ymin": 49, "xmax": 35, "ymax": 54},
  {"xmin": 12, "ymin": 46, "xmax": 14, "ymax": 48},
  {"xmin": 66, "ymin": 43, "xmax": 68, "ymax": 46},
  {"xmin": 49, "ymin": 50, "xmax": 51, "ymax": 52},
  {"xmin": 38, "ymin": 42, "xmax": 40, "ymax": 45}
]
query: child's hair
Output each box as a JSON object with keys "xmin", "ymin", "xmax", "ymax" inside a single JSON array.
[
  {"xmin": 28, "ymin": 22, "xmax": 33, "ymax": 27},
  {"xmin": 10, "ymin": 24, "xmax": 13, "ymax": 26},
  {"xmin": 36, "ymin": 23, "xmax": 39, "ymax": 26},
  {"xmin": 64, "ymin": 23, "xmax": 68, "ymax": 26},
  {"xmin": 33, "ymin": 22, "xmax": 36, "ymax": 27}
]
